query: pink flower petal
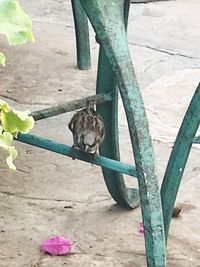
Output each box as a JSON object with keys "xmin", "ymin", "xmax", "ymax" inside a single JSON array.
[
  {"xmin": 139, "ymin": 222, "xmax": 144, "ymax": 234},
  {"xmin": 40, "ymin": 236, "xmax": 72, "ymax": 255}
]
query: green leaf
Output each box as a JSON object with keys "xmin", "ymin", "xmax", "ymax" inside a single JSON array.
[
  {"xmin": 0, "ymin": 99, "xmax": 10, "ymax": 112},
  {"xmin": 0, "ymin": 126, "xmax": 13, "ymax": 147},
  {"xmin": 1, "ymin": 107, "xmax": 35, "ymax": 134},
  {"xmin": 0, "ymin": 100, "xmax": 35, "ymax": 171},
  {"xmin": 0, "ymin": 52, "xmax": 6, "ymax": 66},
  {"xmin": 0, "ymin": 126, "xmax": 17, "ymax": 170},
  {"xmin": 0, "ymin": 0, "xmax": 35, "ymax": 46},
  {"xmin": 6, "ymin": 145, "xmax": 17, "ymax": 170}
]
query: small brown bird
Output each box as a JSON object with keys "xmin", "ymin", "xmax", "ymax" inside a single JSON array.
[{"xmin": 68, "ymin": 100, "xmax": 105, "ymax": 157}]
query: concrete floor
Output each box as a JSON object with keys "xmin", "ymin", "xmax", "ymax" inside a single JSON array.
[{"xmin": 0, "ymin": 0, "xmax": 199, "ymax": 266}]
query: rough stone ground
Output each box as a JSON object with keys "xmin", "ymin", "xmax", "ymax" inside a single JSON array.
[{"xmin": 0, "ymin": 0, "xmax": 200, "ymax": 266}]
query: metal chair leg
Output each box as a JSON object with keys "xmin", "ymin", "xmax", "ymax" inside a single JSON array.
[
  {"xmin": 80, "ymin": 0, "xmax": 166, "ymax": 265},
  {"xmin": 71, "ymin": 0, "xmax": 91, "ymax": 70},
  {"xmin": 161, "ymin": 83, "xmax": 200, "ymax": 239},
  {"xmin": 95, "ymin": 0, "xmax": 139, "ymax": 209}
]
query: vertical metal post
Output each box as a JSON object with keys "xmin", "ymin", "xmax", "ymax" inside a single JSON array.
[{"xmin": 71, "ymin": 0, "xmax": 91, "ymax": 69}]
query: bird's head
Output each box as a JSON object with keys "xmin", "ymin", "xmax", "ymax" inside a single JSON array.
[{"xmin": 86, "ymin": 100, "xmax": 95, "ymax": 111}]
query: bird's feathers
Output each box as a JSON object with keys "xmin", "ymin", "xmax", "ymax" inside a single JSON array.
[{"xmin": 68, "ymin": 101, "xmax": 105, "ymax": 154}]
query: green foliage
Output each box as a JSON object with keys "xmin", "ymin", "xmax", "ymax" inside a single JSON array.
[
  {"xmin": 0, "ymin": 100, "xmax": 35, "ymax": 170},
  {"xmin": 0, "ymin": 126, "xmax": 17, "ymax": 170},
  {"xmin": 0, "ymin": 0, "xmax": 35, "ymax": 170},
  {"xmin": 0, "ymin": 0, "xmax": 34, "ymax": 66}
]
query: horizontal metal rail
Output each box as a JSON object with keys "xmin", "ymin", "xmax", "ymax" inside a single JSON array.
[
  {"xmin": 193, "ymin": 135, "xmax": 200, "ymax": 144},
  {"xmin": 32, "ymin": 93, "xmax": 112, "ymax": 121},
  {"xmin": 16, "ymin": 133, "xmax": 137, "ymax": 177}
]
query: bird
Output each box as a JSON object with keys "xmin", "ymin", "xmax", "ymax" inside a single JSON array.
[{"xmin": 68, "ymin": 100, "xmax": 105, "ymax": 158}]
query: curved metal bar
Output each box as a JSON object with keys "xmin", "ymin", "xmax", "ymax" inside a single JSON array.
[
  {"xmin": 95, "ymin": 0, "xmax": 139, "ymax": 209},
  {"xmin": 96, "ymin": 47, "xmax": 140, "ymax": 208},
  {"xmin": 79, "ymin": 0, "xmax": 166, "ymax": 265},
  {"xmin": 161, "ymin": 83, "xmax": 200, "ymax": 239}
]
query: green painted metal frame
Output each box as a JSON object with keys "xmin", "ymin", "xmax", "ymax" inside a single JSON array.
[
  {"xmin": 79, "ymin": 0, "xmax": 166, "ymax": 266},
  {"xmin": 17, "ymin": 133, "xmax": 137, "ymax": 177},
  {"xmin": 14, "ymin": 1, "xmax": 200, "ymax": 266},
  {"xmin": 71, "ymin": 0, "xmax": 91, "ymax": 70},
  {"xmin": 32, "ymin": 93, "xmax": 111, "ymax": 121},
  {"xmin": 95, "ymin": 1, "xmax": 140, "ymax": 209},
  {"xmin": 161, "ymin": 83, "xmax": 200, "ymax": 239}
]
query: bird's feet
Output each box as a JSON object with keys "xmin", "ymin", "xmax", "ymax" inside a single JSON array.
[
  {"xmin": 93, "ymin": 150, "xmax": 98, "ymax": 160},
  {"xmin": 89, "ymin": 150, "xmax": 98, "ymax": 166},
  {"xmin": 69, "ymin": 145, "xmax": 76, "ymax": 160}
]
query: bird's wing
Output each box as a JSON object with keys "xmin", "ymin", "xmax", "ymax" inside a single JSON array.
[
  {"xmin": 96, "ymin": 114, "xmax": 105, "ymax": 139},
  {"xmin": 68, "ymin": 116, "xmax": 75, "ymax": 132},
  {"xmin": 68, "ymin": 109, "xmax": 87, "ymax": 133}
]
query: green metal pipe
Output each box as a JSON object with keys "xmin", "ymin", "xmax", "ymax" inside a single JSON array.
[
  {"xmin": 96, "ymin": 48, "xmax": 140, "ymax": 208},
  {"xmin": 79, "ymin": 1, "xmax": 166, "ymax": 265},
  {"xmin": 16, "ymin": 133, "xmax": 137, "ymax": 177},
  {"xmin": 94, "ymin": 1, "xmax": 140, "ymax": 209},
  {"xmin": 71, "ymin": 0, "xmax": 91, "ymax": 70},
  {"xmin": 32, "ymin": 93, "xmax": 112, "ymax": 121},
  {"xmin": 161, "ymin": 83, "xmax": 200, "ymax": 239}
]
